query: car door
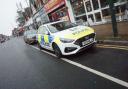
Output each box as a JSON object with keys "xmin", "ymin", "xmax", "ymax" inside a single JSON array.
[{"xmin": 38, "ymin": 26, "xmax": 52, "ymax": 50}]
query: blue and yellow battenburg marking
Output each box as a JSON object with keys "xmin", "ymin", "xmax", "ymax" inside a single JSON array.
[{"xmin": 38, "ymin": 35, "xmax": 54, "ymax": 45}]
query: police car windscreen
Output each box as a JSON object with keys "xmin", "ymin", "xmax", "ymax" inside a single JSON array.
[{"xmin": 48, "ymin": 21, "xmax": 77, "ymax": 33}]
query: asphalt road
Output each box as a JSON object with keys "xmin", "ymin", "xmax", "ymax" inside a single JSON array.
[{"xmin": 0, "ymin": 37, "xmax": 128, "ymax": 89}]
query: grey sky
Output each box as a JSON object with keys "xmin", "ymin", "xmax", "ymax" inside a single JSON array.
[{"xmin": 0, "ymin": 0, "xmax": 27, "ymax": 36}]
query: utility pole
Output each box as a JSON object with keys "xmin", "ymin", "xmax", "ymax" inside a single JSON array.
[{"xmin": 107, "ymin": 0, "xmax": 118, "ymax": 37}]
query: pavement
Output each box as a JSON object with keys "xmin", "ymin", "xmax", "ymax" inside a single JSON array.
[{"xmin": 0, "ymin": 37, "xmax": 128, "ymax": 89}]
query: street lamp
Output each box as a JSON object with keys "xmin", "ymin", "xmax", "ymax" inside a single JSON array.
[{"xmin": 107, "ymin": 0, "xmax": 118, "ymax": 37}]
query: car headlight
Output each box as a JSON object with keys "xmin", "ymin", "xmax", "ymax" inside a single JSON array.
[{"xmin": 60, "ymin": 38, "xmax": 75, "ymax": 43}]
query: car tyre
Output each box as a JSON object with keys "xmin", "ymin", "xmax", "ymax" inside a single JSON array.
[
  {"xmin": 53, "ymin": 44, "xmax": 62, "ymax": 59},
  {"xmin": 38, "ymin": 42, "xmax": 42, "ymax": 50}
]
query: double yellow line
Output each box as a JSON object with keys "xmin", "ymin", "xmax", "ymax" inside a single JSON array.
[{"xmin": 97, "ymin": 44, "xmax": 128, "ymax": 51}]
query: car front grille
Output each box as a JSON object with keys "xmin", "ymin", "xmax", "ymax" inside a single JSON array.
[{"xmin": 74, "ymin": 33, "xmax": 95, "ymax": 47}]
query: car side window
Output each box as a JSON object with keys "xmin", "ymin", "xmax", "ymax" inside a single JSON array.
[{"xmin": 38, "ymin": 26, "xmax": 48, "ymax": 34}]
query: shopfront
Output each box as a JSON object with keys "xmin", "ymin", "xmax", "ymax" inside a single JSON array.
[
  {"xmin": 70, "ymin": 0, "xmax": 128, "ymax": 26},
  {"xmin": 44, "ymin": 0, "xmax": 70, "ymax": 21}
]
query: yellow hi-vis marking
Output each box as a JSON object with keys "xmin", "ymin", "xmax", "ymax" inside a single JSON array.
[
  {"xmin": 44, "ymin": 35, "xmax": 49, "ymax": 43},
  {"xmin": 38, "ymin": 34, "xmax": 41, "ymax": 43}
]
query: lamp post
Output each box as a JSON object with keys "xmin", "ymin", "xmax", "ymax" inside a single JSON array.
[{"xmin": 107, "ymin": 0, "xmax": 118, "ymax": 37}]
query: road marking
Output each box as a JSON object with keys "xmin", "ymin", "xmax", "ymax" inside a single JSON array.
[
  {"xmin": 30, "ymin": 45, "xmax": 128, "ymax": 88},
  {"xmin": 97, "ymin": 44, "xmax": 128, "ymax": 51},
  {"xmin": 31, "ymin": 46, "xmax": 40, "ymax": 50},
  {"xmin": 31, "ymin": 46, "xmax": 56, "ymax": 57},
  {"xmin": 61, "ymin": 58, "xmax": 128, "ymax": 88},
  {"xmin": 97, "ymin": 44, "xmax": 128, "ymax": 48}
]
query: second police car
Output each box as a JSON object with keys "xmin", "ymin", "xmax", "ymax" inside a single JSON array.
[{"xmin": 37, "ymin": 20, "xmax": 96, "ymax": 58}]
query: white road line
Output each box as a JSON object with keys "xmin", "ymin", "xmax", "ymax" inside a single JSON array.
[
  {"xmin": 31, "ymin": 46, "xmax": 40, "ymax": 50},
  {"xmin": 61, "ymin": 58, "xmax": 128, "ymax": 88},
  {"xmin": 30, "ymin": 45, "xmax": 128, "ymax": 88},
  {"xmin": 97, "ymin": 44, "xmax": 128, "ymax": 51},
  {"xmin": 97, "ymin": 46, "xmax": 128, "ymax": 51},
  {"xmin": 97, "ymin": 44, "xmax": 128, "ymax": 48},
  {"xmin": 31, "ymin": 46, "xmax": 56, "ymax": 57}
]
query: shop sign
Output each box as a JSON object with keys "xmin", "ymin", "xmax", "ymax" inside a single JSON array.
[{"xmin": 44, "ymin": 0, "xmax": 65, "ymax": 13}]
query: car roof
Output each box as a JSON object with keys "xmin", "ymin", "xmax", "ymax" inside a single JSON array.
[{"xmin": 42, "ymin": 20, "xmax": 67, "ymax": 26}]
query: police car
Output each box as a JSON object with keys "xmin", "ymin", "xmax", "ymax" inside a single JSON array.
[{"xmin": 37, "ymin": 20, "xmax": 96, "ymax": 58}]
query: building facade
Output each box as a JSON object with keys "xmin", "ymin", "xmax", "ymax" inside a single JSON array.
[
  {"xmin": 44, "ymin": 0, "xmax": 69, "ymax": 21},
  {"xmin": 29, "ymin": 0, "xmax": 128, "ymax": 26},
  {"xmin": 29, "ymin": 0, "xmax": 49, "ymax": 27},
  {"xmin": 70, "ymin": 0, "xmax": 128, "ymax": 25}
]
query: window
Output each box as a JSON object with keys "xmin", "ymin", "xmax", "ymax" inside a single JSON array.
[
  {"xmin": 113, "ymin": 0, "xmax": 119, "ymax": 3},
  {"xmin": 95, "ymin": 12, "xmax": 102, "ymax": 22},
  {"xmin": 76, "ymin": 15, "xmax": 87, "ymax": 22},
  {"xmin": 48, "ymin": 21, "xmax": 77, "ymax": 33},
  {"xmin": 75, "ymin": 15, "xmax": 87, "ymax": 25},
  {"xmin": 85, "ymin": 1, "xmax": 92, "ymax": 12},
  {"xmin": 92, "ymin": 0, "xmax": 99, "ymax": 10},
  {"xmin": 24, "ymin": 30, "xmax": 36, "ymax": 35},
  {"xmin": 38, "ymin": 26, "xmax": 48, "ymax": 34},
  {"xmin": 88, "ymin": 14, "xmax": 94, "ymax": 21},
  {"xmin": 71, "ymin": 0, "xmax": 85, "ymax": 15},
  {"xmin": 102, "ymin": 9, "xmax": 110, "ymax": 17},
  {"xmin": 100, "ymin": 0, "xmax": 108, "ymax": 8},
  {"xmin": 120, "ymin": 4, "xmax": 126, "ymax": 13}
]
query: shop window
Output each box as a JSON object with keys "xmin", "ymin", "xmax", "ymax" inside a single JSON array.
[
  {"xmin": 100, "ymin": 0, "xmax": 108, "ymax": 8},
  {"xmin": 115, "ymin": 6, "xmax": 120, "ymax": 14},
  {"xmin": 120, "ymin": 4, "xmax": 126, "ymax": 13},
  {"xmin": 102, "ymin": 9, "xmax": 110, "ymax": 17},
  {"xmin": 88, "ymin": 14, "xmax": 94, "ymax": 21},
  {"xmin": 113, "ymin": 0, "xmax": 119, "ymax": 3},
  {"xmin": 85, "ymin": 1, "xmax": 92, "ymax": 12},
  {"xmin": 71, "ymin": 0, "xmax": 85, "ymax": 15},
  {"xmin": 76, "ymin": 15, "xmax": 87, "ymax": 22},
  {"xmin": 115, "ymin": 4, "xmax": 127, "ymax": 14},
  {"xmin": 75, "ymin": 15, "xmax": 87, "ymax": 25},
  {"xmin": 92, "ymin": 0, "xmax": 99, "ymax": 10},
  {"xmin": 95, "ymin": 12, "xmax": 102, "ymax": 22},
  {"xmin": 113, "ymin": 0, "xmax": 126, "ymax": 3},
  {"xmin": 102, "ymin": 4, "xmax": 126, "ymax": 18}
]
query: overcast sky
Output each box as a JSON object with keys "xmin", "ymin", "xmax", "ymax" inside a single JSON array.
[{"xmin": 0, "ymin": 0, "xmax": 28, "ymax": 36}]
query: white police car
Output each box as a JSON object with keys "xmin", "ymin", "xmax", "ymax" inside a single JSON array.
[{"xmin": 37, "ymin": 20, "xmax": 96, "ymax": 58}]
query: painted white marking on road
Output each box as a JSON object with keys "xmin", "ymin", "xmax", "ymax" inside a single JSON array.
[
  {"xmin": 30, "ymin": 45, "xmax": 128, "ymax": 88},
  {"xmin": 97, "ymin": 44, "xmax": 128, "ymax": 51},
  {"xmin": 31, "ymin": 46, "xmax": 40, "ymax": 50},
  {"xmin": 61, "ymin": 58, "xmax": 128, "ymax": 88},
  {"xmin": 31, "ymin": 46, "xmax": 56, "ymax": 57},
  {"xmin": 97, "ymin": 44, "xmax": 128, "ymax": 48},
  {"xmin": 97, "ymin": 46, "xmax": 128, "ymax": 51}
]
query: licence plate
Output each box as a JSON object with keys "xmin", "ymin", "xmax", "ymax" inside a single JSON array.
[{"xmin": 82, "ymin": 38, "xmax": 93, "ymax": 46}]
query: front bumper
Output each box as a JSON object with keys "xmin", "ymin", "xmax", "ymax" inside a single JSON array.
[{"xmin": 59, "ymin": 39, "xmax": 97, "ymax": 55}]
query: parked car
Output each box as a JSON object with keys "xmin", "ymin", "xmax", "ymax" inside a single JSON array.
[
  {"xmin": 24, "ymin": 30, "xmax": 37, "ymax": 44},
  {"xmin": 37, "ymin": 20, "xmax": 96, "ymax": 58}
]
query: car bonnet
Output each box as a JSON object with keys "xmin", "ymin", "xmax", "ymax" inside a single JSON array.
[{"xmin": 53, "ymin": 26, "xmax": 94, "ymax": 40}]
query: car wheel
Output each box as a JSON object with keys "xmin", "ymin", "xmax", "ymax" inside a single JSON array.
[
  {"xmin": 24, "ymin": 38, "xmax": 27, "ymax": 44},
  {"xmin": 53, "ymin": 44, "xmax": 62, "ymax": 59},
  {"xmin": 29, "ymin": 40, "xmax": 34, "ymax": 45},
  {"xmin": 37, "ymin": 42, "xmax": 42, "ymax": 50}
]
